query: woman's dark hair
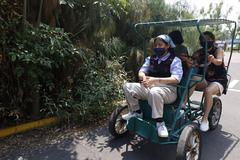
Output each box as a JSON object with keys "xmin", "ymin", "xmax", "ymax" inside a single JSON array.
[
  {"xmin": 199, "ymin": 31, "xmax": 215, "ymax": 42},
  {"xmin": 168, "ymin": 30, "xmax": 184, "ymax": 45}
]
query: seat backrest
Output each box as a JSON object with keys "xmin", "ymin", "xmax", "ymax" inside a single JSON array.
[
  {"xmin": 176, "ymin": 67, "xmax": 195, "ymax": 103},
  {"xmin": 178, "ymin": 73, "xmax": 189, "ymax": 98}
]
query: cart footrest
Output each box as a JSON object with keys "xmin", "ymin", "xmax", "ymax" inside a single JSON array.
[{"xmin": 127, "ymin": 117, "xmax": 169, "ymax": 143}]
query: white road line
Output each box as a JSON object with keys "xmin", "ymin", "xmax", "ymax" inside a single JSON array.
[
  {"xmin": 228, "ymin": 88, "xmax": 240, "ymax": 93},
  {"xmin": 228, "ymin": 80, "xmax": 239, "ymax": 88}
]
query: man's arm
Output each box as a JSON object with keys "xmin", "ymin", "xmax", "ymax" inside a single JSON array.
[
  {"xmin": 169, "ymin": 56, "xmax": 183, "ymax": 84},
  {"xmin": 138, "ymin": 57, "xmax": 150, "ymax": 81},
  {"xmin": 146, "ymin": 76, "xmax": 179, "ymax": 84}
]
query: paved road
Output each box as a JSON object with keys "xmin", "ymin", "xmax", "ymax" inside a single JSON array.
[{"xmin": 3, "ymin": 52, "xmax": 240, "ymax": 160}]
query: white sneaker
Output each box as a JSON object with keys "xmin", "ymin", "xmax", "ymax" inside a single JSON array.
[
  {"xmin": 122, "ymin": 112, "xmax": 142, "ymax": 121},
  {"xmin": 200, "ymin": 120, "xmax": 209, "ymax": 132},
  {"xmin": 157, "ymin": 122, "xmax": 169, "ymax": 138}
]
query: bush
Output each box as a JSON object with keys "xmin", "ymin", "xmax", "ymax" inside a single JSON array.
[
  {"xmin": 0, "ymin": 24, "xmax": 80, "ymax": 121},
  {"xmin": 41, "ymin": 42, "xmax": 127, "ymax": 124},
  {"xmin": 72, "ymin": 54, "xmax": 127, "ymax": 123},
  {"xmin": 98, "ymin": 37, "xmax": 127, "ymax": 59},
  {"xmin": 1, "ymin": 19, "xmax": 127, "ymax": 125},
  {"xmin": 1, "ymin": 0, "xmax": 198, "ymax": 126}
]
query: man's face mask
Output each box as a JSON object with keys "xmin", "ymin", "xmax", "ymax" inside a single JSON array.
[
  {"xmin": 153, "ymin": 47, "xmax": 166, "ymax": 56},
  {"xmin": 200, "ymin": 40, "xmax": 214, "ymax": 49}
]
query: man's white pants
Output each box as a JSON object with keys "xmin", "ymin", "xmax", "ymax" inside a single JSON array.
[{"xmin": 123, "ymin": 82, "xmax": 177, "ymax": 119}]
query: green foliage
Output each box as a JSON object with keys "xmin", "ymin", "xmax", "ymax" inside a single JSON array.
[
  {"xmin": 169, "ymin": 0, "xmax": 194, "ymax": 20},
  {"xmin": 0, "ymin": 0, "xmax": 128, "ymax": 125},
  {"xmin": 0, "ymin": 0, "xmax": 25, "ymax": 121},
  {"xmin": 1, "ymin": 0, "xmax": 199, "ymax": 126},
  {"xmin": 197, "ymin": 1, "xmax": 236, "ymax": 41},
  {"xmin": 0, "ymin": 23, "xmax": 81, "ymax": 122},
  {"xmin": 9, "ymin": 24, "xmax": 78, "ymax": 80},
  {"xmin": 98, "ymin": 37, "xmax": 127, "ymax": 59},
  {"xmin": 40, "ymin": 50, "xmax": 127, "ymax": 123},
  {"xmin": 61, "ymin": 0, "xmax": 195, "ymax": 47},
  {"xmin": 182, "ymin": 28, "xmax": 201, "ymax": 55},
  {"xmin": 71, "ymin": 55, "xmax": 127, "ymax": 123},
  {"xmin": 1, "ymin": 20, "xmax": 127, "ymax": 124}
]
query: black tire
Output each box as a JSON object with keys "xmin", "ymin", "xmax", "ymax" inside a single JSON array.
[
  {"xmin": 208, "ymin": 97, "xmax": 222, "ymax": 130},
  {"xmin": 176, "ymin": 124, "xmax": 202, "ymax": 160},
  {"xmin": 108, "ymin": 104, "xmax": 129, "ymax": 138}
]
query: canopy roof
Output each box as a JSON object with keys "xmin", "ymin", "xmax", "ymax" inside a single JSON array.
[
  {"xmin": 135, "ymin": 19, "xmax": 237, "ymax": 73},
  {"xmin": 135, "ymin": 19, "xmax": 236, "ymax": 28}
]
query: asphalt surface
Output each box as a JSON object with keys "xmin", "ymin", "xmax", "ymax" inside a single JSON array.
[{"xmin": 2, "ymin": 52, "xmax": 240, "ymax": 160}]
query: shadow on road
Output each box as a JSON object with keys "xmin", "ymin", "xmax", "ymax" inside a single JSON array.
[
  {"xmin": 76, "ymin": 126, "xmax": 177, "ymax": 160},
  {"xmin": 78, "ymin": 124, "xmax": 239, "ymax": 160},
  {"xmin": 3, "ymin": 124, "xmax": 239, "ymax": 160},
  {"xmin": 201, "ymin": 125, "xmax": 239, "ymax": 160}
]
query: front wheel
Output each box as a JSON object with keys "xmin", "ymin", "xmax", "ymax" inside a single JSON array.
[
  {"xmin": 208, "ymin": 97, "xmax": 222, "ymax": 130},
  {"xmin": 108, "ymin": 104, "xmax": 129, "ymax": 138},
  {"xmin": 176, "ymin": 124, "xmax": 202, "ymax": 160}
]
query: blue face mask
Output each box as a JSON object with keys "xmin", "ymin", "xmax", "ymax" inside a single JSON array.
[{"xmin": 153, "ymin": 48, "xmax": 166, "ymax": 56}]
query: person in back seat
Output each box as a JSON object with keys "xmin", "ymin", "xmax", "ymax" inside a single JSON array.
[
  {"xmin": 121, "ymin": 34, "xmax": 183, "ymax": 138},
  {"xmin": 169, "ymin": 30, "xmax": 193, "ymax": 108},
  {"xmin": 186, "ymin": 31, "xmax": 228, "ymax": 132},
  {"xmin": 169, "ymin": 30, "xmax": 192, "ymax": 73}
]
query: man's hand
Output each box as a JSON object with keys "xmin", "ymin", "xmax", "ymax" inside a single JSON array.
[
  {"xmin": 139, "ymin": 75, "xmax": 146, "ymax": 83},
  {"xmin": 138, "ymin": 72, "xmax": 147, "ymax": 83},
  {"xmin": 141, "ymin": 77, "xmax": 158, "ymax": 88}
]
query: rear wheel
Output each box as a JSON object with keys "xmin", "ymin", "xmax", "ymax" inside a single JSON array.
[
  {"xmin": 108, "ymin": 104, "xmax": 129, "ymax": 138},
  {"xmin": 208, "ymin": 97, "xmax": 222, "ymax": 130},
  {"xmin": 176, "ymin": 124, "xmax": 202, "ymax": 160}
]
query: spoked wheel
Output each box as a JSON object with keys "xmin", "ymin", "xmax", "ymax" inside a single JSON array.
[
  {"xmin": 208, "ymin": 97, "xmax": 222, "ymax": 130},
  {"xmin": 108, "ymin": 104, "xmax": 129, "ymax": 138},
  {"xmin": 176, "ymin": 124, "xmax": 202, "ymax": 160}
]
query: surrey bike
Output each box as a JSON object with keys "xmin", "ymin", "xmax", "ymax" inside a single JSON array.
[{"xmin": 108, "ymin": 19, "xmax": 236, "ymax": 160}]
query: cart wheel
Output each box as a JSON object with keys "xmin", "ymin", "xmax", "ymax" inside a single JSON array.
[
  {"xmin": 208, "ymin": 97, "xmax": 222, "ymax": 130},
  {"xmin": 176, "ymin": 124, "xmax": 202, "ymax": 160},
  {"xmin": 108, "ymin": 104, "xmax": 129, "ymax": 138}
]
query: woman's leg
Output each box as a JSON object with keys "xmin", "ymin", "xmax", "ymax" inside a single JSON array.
[
  {"xmin": 148, "ymin": 86, "xmax": 177, "ymax": 137},
  {"xmin": 202, "ymin": 83, "xmax": 221, "ymax": 122},
  {"xmin": 200, "ymin": 82, "xmax": 221, "ymax": 131},
  {"xmin": 148, "ymin": 86, "xmax": 177, "ymax": 119},
  {"xmin": 122, "ymin": 82, "xmax": 148, "ymax": 113}
]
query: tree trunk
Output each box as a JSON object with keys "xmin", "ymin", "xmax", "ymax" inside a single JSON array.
[
  {"xmin": 23, "ymin": 0, "xmax": 27, "ymax": 25},
  {"xmin": 37, "ymin": 0, "xmax": 43, "ymax": 27}
]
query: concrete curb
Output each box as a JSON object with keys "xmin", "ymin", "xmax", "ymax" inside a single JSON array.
[{"xmin": 0, "ymin": 117, "xmax": 58, "ymax": 138}]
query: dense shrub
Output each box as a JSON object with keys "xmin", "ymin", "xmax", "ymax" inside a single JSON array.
[
  {"xmin": 1, "ymin": 18, "xmax": 127, "ymax": 124},
  {"xmin": 0, "ymin": 0, "xmax": 24, "ymax": 123},
  {"xmin": 64, "ymin": 55, "xmax": 127, "ymax": 123},
  {"xmin": 97, "ymin": 37, "xmax": 127, "ymax": 59},
  {"xmin": 0, "ymin": 23, "xmax": 79, "ymax": 121},
  {"xmin": 40, "ymin": 37, "xmax": 127, "ymax": 123},
  {"xmin": 0, "ymin": 0, "xmax": 200, "ymax": 127}
]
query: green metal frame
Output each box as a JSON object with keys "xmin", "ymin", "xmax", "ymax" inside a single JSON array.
[{"xmin": 126, "ymin": 19, "xmax": 237, "ymax": 145}]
